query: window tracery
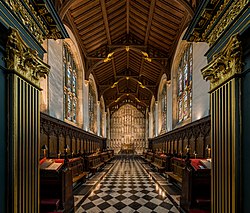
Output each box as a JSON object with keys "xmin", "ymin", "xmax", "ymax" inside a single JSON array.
[
  {"xmin": 177, "ymin": 44, "xmax": 193, "ymax": 123},
  {"xmin": 161, "ymin": 84, "xmax": 167, "ymax": 132},
  {"xmin": 63, "ymin": 43, "xmax": 77, "ymax": 123},
  {"xmin": 100, "ymin": 102, "xmax": 103, "ymax": 137},
  {"xmin": 89, "ymin": 82, "xmax": 96, "ymax": 133},
  {"xmin": 152, "ymin": 103, "xmax": 156, "ymax": 137}
]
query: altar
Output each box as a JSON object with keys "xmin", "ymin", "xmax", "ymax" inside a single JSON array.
[{"xmin": 119, "ymin": 143, "xmax": 136, "ymax": 154}]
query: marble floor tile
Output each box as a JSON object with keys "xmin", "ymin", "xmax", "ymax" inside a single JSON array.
[{"xmin": 74, "ymin": 158, "xmax": 180, "ymax": 212}]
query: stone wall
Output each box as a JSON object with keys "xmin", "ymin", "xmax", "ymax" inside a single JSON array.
[
  {"xmin": 47, "ymin": 39, "xmax": 64, "ymax": 120},
  {"xmin": 192, "ymin": 42, "xmax": 210, "ymax": 121}
]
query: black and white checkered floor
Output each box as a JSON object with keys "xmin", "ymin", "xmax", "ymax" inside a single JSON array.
[{"xmin": 75, "ymin": 158, "xmax": 180, "ymax": 212}]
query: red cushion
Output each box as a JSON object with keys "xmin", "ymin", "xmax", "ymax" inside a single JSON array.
[
  {"xmin": 40, "ymin": 199, "xmax": 60, "ymax": 206},
  {"xmin": 39, "ymin": 157, "xmax": 47, "ymax": 165},
  {"xmin": 191, "ymin": 159, "xmax": 201, "ymax": 170},
  {"xmin": 54, "ymin": 159, "xmax": 65, "ymax": 163}
]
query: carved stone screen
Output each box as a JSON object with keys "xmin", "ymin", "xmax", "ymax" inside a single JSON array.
[{"xmin": 110, "ymin": 104, "xmax": 146, "ymax": 154}]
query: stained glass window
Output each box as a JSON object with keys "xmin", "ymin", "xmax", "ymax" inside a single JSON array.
[
  {"xmin": 63, "ymin": 44, "xmax": 77, "ymax": 123},
  {"xmin": 152, "ymin": 103, "xmax": 156, "ymax": 137},
  {"xmin": 100, "ymin": 103, "xmax": 103, "ymax": 137},
  {"xmin": 161, "ymin": 84, "xmax": 167, "ymax": 133},
  {"xmin": 177, "ymin": 44, "xmax": 192, "ymax": 123},
  {"xmin": 89, "ymin": 83, "xmax": 96, "ymax": 133}
]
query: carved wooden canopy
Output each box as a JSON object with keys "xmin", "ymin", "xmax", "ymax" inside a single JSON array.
[{"xmin": 52, "ymin": 0, "xmax": 199, "ymax": 113}]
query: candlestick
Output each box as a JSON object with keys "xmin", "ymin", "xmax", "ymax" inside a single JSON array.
[
  {"xmin": 193, "ymin": 151, "xmax": 198, "ymax": 159},
  {"xmin": 206, "ymin": 144, "xmax": 211, "ymax": 158}
]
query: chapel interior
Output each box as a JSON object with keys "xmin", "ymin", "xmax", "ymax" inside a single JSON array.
[{"xmin": 0, "ymin": 0, "xmax": 249, "ymax": 213}]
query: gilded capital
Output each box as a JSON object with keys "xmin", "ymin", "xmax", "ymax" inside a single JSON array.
[
  {"xmin": 201, "ymin": 35, "xmax": 242, "ymax": 90},
  {"xmin": 5, "ymin": 28, "xmax": 50, "ymax": 88}
]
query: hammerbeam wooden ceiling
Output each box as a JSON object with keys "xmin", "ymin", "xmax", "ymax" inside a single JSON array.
[{"xmin": 54, "ymin": 0, "xmax": 198, "ymax": 112}]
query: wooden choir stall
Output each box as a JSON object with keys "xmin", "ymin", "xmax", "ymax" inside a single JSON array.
[
  {"xmin": 40, "ymin": 158, "xmax": 74, "ymax": 213},
  {"xmin": 166, "ymin": 156, "xmax": 211, "ymax": 212},
  {"xmin": 39, "ymin": 149, "xmax": 114, "ymax": 212}
]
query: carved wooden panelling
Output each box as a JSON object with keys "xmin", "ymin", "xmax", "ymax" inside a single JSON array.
[
  {"xmin": 40, "ymin": 113, "xmax": 105, "ymax": 157},
  {"xmin": 151, "ymin": 116, "xmax": 210, "ymax": 158}
]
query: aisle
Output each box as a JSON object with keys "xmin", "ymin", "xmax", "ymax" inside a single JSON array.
[{"xmin": 75, "ymin": 158, "xmax": 179, "ymax": 212}]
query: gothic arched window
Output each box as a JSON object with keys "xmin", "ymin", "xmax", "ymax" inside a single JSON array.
[
  {"xmin": 63, "ymin": 44, "xmax": 77, "ymax": 123},
  {"xmin": 152, "ymin": 103, "xmax": 156, "ymax": 137},
  {"xmin": 89, "ymin": 83, "xmax": 96, "ymax": 133},
  {"xmin": 177, "ymin": 44, "xmax": 193, "ymax": 123},
  {"xmin": 100, "ymin": 103, "xmax": 103, "ymax": 137},
  {"xmin": 161, "ymin": 84, "xmax": 167, "ymax": 132}
]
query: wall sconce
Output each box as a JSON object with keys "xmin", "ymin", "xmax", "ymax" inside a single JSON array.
[
  {"xmin": 78, "ymin": 149, "xmax": 81, "ymax": 155},
  {"xmin": 206, "ymin": 144, "xmax": 211, "ymax": 159},
  {"xmin": 41, "ymin": 144, "xmax": 48, "ymax": 158},
  {"xmin": 58, "ymin": 151, "xmax": 61, "ymax": 159},
  {"xmin": 179, "ymin": 150, "xmax": 183, "ymax": 158},
  {"xmin": 64, "ymin": 144, "xmax": 70, "ymax": 152},
  {"xmin": 185, "ymin": 145, "xmax": 190, "ymax": 153},
  {"xmin": 64, "ymin": 144, "xmax": 70, "ymax": 162},
  {"xmin": 193, "ymin": 150, "xmax": 198, "ymax": 159}
]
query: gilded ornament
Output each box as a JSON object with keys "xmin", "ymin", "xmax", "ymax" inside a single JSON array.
[
  {"xmin": 192, "ymin": 30, "xmax": 202, "ymax": 42},
  {"xmin": 202, "ymin": 11, "xmax": 212, "ymax": 21},
  {"xmin": 104, "ymin": 52, "xmax": 114, "ymax": 63},
  {"xmin": 203, "ymin": 0, "xmax": 248, "ymax": 45},
  {"xmin": 201, "ymin": 34, "xmax": 242, "ymax": 90},
  {"xmin": 211, "ymin": 0, "xmax": 220, "ymax": 4},
  {"xmin": 48, "ymin": 27, "xmax": 62, "ymax": 40},
  {"xmin": 5, "ymin": 0, "xmax": 47, "ymax": 43},
  {"xmin": 198, "ymin": 19, "xmax": 205, "ymax": 27},
  {"xmin": 38, "ymin": 7, "xmax": 48, "ymax": 16},
  {"xmin": 5, "ymin": 28, "xmax": 50, "ymax": 88},
  {"xmin": 141, "ymin": 51, "xmax": 152, "ymax": 62},
  {"xmin": 4, "ymin": 0, "xmax": 64, "ymax": 43}
]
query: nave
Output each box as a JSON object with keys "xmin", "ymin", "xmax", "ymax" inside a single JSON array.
[{"xmin": 74, "ymin": 158, "xmax": 179, "ymax": 213}]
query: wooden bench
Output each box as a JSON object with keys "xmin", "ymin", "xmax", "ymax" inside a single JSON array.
[
  {"xmin": 101, "ymin": 152, "xmax": 110, "ymax": 163},
  {"xmin": 87, "ymin": 154, "xmax": 105, "ymax": 174},
  {"xmin": 166, "ymin": 171, "xmax": 183, "ymax": 183},
  {"xmin": 108, "ymin": 150, "xmax": 114, "ymax": 160},
  {"xmin": 166, "ymin": 157, "xmax": 186, "ymax": 187},
  {"xmin": 145, "ymin": 152, "xmax": 154, "ymax": 164},
  {"xmin": 141, "ymin": 151, "xmax": 147, "ymax": 161},
  {"xmin": 68, "ymin": 157, "xmax": 88, "ymax": 185},
  {"xmin": 151, "ymin": 156, "xmax": 166, "ymax": 173}
]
